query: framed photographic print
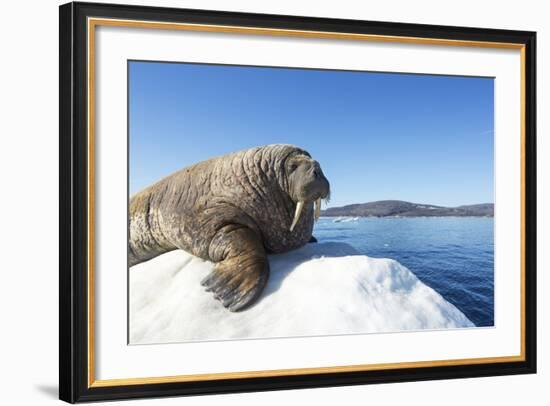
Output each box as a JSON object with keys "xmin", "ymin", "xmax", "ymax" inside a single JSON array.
[{"xmin": 59, "ymin": 1, "xmax": 537, "ymax": 403}]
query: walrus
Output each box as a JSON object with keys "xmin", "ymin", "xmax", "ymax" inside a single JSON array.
[{"xmin": 129, "ymin": 144, "xmax": 330, "ymax": 311}]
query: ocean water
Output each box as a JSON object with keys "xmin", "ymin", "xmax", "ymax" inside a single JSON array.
[{"xmin": 313, "ymin": 217, "xmax": 494, "ymax": 327}]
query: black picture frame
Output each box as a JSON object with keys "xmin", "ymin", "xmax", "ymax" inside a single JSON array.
[{"xmin": 59, "ymin": 1, "xmax": 537, "ymax": 403}]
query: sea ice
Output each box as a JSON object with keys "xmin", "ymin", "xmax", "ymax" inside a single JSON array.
[
  {"xmin": 332, "ymin": 217, "xmax": 359, "ymax": 223},
  {"xmin": 129, "ymin": 242, "xmax": 473, "ymax": 344}
]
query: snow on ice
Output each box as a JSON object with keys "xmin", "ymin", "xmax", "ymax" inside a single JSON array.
[{"xmin": 129, "ymin": 242, "xmax": 473, "ymax": 344}]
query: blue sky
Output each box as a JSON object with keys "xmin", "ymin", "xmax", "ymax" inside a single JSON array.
[{"xmin": 129, "ymin": 61, "xmax": 494, "ymax": 207}]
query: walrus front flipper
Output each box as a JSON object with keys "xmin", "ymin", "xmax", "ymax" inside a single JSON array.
[{"xmin": 202, "ymin": 225, "xmax": 269, "ymax": 312}]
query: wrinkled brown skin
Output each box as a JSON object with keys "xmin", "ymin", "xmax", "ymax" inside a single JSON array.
[{"xmin": 129, "ymin": 144, "xmax": 330, "ymax": 311}]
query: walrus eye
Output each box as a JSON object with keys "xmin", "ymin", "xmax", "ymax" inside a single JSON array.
[{"xmin": 288, "ymin": 163, "xmax": 298, "ymax": 173}]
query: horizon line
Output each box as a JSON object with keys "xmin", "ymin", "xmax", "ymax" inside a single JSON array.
[{"xmin": 324, "ymin": 200, "xmax": 494, "ymax": 209}]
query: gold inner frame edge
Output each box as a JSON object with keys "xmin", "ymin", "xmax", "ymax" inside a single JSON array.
[{"xmin": 86, "ymin": 17, "xmax": 527, "ymax": 388}]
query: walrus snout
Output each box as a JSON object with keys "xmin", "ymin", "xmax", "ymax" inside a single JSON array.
[
  {"xmin": 296, "ymin": 162, "xmax": 330, "ymax": 201},
  {"xmin": 312, "ymin": 166, "xmax": 330, "ymax": 200},
  {"xmin": 286, "ymin": 156, "xmax": 330, "ymax": 231}
]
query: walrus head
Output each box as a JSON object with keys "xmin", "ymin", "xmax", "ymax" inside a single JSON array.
[{"xmin": 284, "ymin": 152, "xmax": 330, "ymax": 232}]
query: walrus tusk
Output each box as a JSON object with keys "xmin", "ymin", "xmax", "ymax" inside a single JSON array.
[
  {"xmin": 290, "ymin": 201, "xmax": 304, "ymax": 232},
  {"xmin": 314, "ymin": 198, "xmax": 321, "ymax": 222}
]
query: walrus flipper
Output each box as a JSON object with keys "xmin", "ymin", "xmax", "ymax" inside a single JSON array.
[{"xmin": 202, "ymin": 225, "xmax": 269, "ymax": 312}]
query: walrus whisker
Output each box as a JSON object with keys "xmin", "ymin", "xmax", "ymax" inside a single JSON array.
[{"xmin": 290, "ymin": 201, "xmax": 305, "ymax": 232}]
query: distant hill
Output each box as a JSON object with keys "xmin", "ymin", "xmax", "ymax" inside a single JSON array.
[{"xmin": 321, "ymin": 200, "xmax": 493, "ymax": 218}]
